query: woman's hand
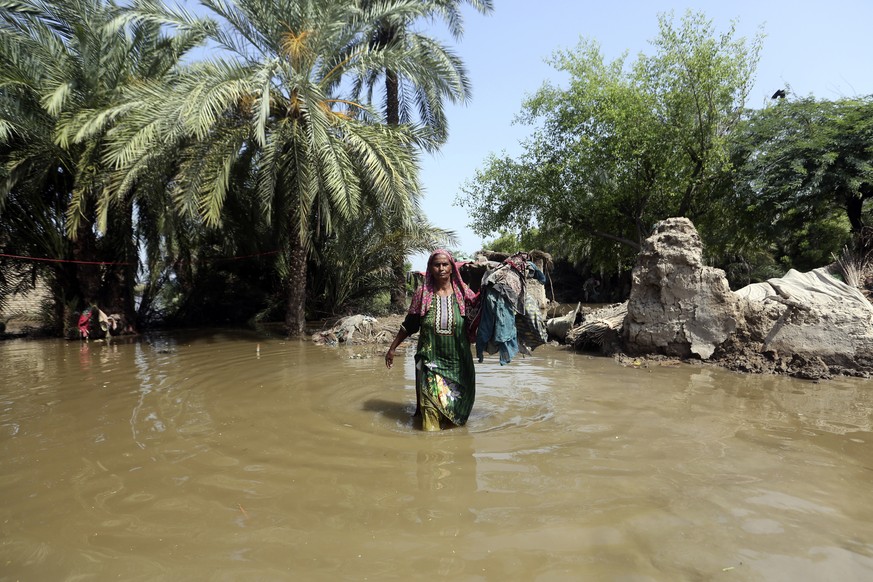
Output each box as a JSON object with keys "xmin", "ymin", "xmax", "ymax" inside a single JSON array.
[{"xmin": 386, "ymin": 327, "xmax": 408, "ymax": 369}]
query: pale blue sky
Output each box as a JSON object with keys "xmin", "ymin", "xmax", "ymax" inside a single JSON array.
[{"xmin": 412, "ymin": 0, "xmax": 873, "ymax": 268}]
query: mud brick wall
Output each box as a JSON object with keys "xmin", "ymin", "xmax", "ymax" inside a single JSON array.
[{"xmin": 1, "ymin": 280, "xmax": 50, "ymax": 320}]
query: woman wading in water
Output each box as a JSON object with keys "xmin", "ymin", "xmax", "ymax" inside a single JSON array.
[{"xmin": 385, "ymin": 250, "xmax": 479, "ymax": 431}]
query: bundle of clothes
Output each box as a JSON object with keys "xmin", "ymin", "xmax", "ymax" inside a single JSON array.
[
  {"xmin": 76, "ymin": 307, "xmax": 130, "ymax": 339},
  {"xmin": 475, "ymin": 253, "xmax": 549, "ymax": 365}
]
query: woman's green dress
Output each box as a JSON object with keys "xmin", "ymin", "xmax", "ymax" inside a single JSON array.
[{"xmin": 415, "ymin": 294, "xmax": 476, "ymax": 431}]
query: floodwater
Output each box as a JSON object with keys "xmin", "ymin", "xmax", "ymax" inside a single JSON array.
[{"xmin": 1, "ymin": 331, "xmax": 872, "ymax": 581}]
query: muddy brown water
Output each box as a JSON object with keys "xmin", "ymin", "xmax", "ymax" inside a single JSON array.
[{"xmin": 1, "ymin": 330, "xmax": 872, "ymax": 581}]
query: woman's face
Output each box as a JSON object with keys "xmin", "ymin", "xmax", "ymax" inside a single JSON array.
[{"xmin": 429, "ymin": 254, "xmax": 452, "ymax": 285}]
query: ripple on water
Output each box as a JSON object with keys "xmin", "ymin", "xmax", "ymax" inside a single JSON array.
[
  {"xmin": 465, "ymin": 358, "xmax": 556, "ymax": 433},
  {"xmin": 310, "ymin": 350, "xmax": 557, "ymax": 436}
]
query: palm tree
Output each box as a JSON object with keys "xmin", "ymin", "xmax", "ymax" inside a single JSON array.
[
  {"xmin": 356, "ymin": 0, "xmax": 493, "ymax": 311},
  {"xmin": 106, "ymin": 0, "xmax": 434, "ymax": 335},
  {"xmin": 0, "ymin": 0, "xmax": 208, "ymax": 329},
  {"xmin": 361, "ymin": 0, "xmax": 492, "ymax": 139},
  {"xmin": 309, "ymin": 202, "xmax": 457, "ymax": 316}
]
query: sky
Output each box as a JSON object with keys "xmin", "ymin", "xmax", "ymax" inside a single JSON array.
[{"xmin": 410, "ymin": 0, "xmax": 873, "ymax": 269}]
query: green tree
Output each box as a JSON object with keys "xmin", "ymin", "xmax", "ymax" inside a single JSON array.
[
  {"xmin": 482, "ymin": 228, "xmax": 546, "ymax": 255},
  {"xmin": 457, "ymin": 11, "xmax": 762, "ymax": 274},
  {"xmin": 0, "ymin": 0, "xmax": 207, "ymax": 330},
  {"xmin": 360, "ymin": 0, "xmax": 491, "ymax": 146},
  {"xmin": 356, "ymin": 0, "xmax": 492, "ymax": 312},
  {"xmin": 105, "ymin": 0, "xmax": 432, "ymax": 335},
  {"xmin": 309, "ymin": 207, "xmax": 456, "ymax": 316},
  {"xmin": 728, "ymin": 96, "xmax": 873, "ymax": 270}
]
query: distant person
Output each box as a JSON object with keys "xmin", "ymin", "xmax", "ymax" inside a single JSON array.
[{"xmin": 385, "ymin": 250, "xmax": 479, "ymax": 431}]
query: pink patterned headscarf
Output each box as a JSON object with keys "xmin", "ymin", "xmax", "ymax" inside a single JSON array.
[{"xmin": 408, "ymin": 249, "xmax": 478, "ymax": 317}]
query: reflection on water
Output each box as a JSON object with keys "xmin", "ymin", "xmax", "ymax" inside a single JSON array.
[{"xmin": 1, "ymin": 331, "xmax": 872, "ymax": 580}]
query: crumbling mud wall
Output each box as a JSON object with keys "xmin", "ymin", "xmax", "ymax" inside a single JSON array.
[
  {"xmin": 621, "ymin": 217, "xmax": 873, "ymax": 379},
  {"xmin": 622, "ymin": 218, "xmax": 741, "ymax": 359}
]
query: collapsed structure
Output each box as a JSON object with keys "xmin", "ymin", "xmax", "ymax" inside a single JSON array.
[{"xmin": 567, "ymin": 217, "xmax": 873, "ymax": 379}]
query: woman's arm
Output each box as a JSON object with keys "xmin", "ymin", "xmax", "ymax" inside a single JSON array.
[
  {"xmin": 385, "ymin": 327, "xmax": 408, "ymax": 369},
  {"xmin": 385, "ymin": 314, "xmax": 420, "ymax": 368}
]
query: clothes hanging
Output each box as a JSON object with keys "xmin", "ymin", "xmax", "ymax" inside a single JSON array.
[{"xmin": 476, "ymin": 253, "xmax": 548, "ymax": 365}]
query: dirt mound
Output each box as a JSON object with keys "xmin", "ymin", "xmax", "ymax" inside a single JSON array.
[{"xmin": 311, "ymin": 314, "xmax": 406, "ymax": 345}]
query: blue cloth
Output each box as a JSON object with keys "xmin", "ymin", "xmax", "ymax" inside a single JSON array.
[
  {"xmin": 527, "ymin": 261, "xmax": 546, "ymax": 284},
  {"xmin": 476, "ymin": 258, "xmax": 548, "ymax": 366},
  {"xmin": 476, "ymin": 287, "xmax": 519, "ymax": 365}
]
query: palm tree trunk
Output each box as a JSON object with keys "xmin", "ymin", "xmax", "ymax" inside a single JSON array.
[
  {"xmin": 103, "ymin": 205, "xmax": 137, "ymax": 325},
  {"xmin": 386, "ymin": 69, "xmax": 399, "ymax": 125},
  {"xmin": 389, "ymin": 253, "xmax": 407, "ymax": 313},
  {"xmin": 72, "ymin": 219, "xmax": 101, "ymax": 308},
  {"xmin": 53, "ymin": 264, "xmax": 75, "ymax": 337},
  {"xmin": 385, "ymin": 69, "xmax": 408, "ymax": 313},
  {"xmin": 285, "ymin": 234, "xmax": 308, "ymax": 337},
  {"xmin": 846, "ymin": 186, "xmax": 869, "ymax": 234}
]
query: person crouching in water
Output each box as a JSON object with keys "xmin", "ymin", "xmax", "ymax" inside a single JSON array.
[{"xmin": 385, "ymin": 250, "xmax": 480, "ymax": 431}]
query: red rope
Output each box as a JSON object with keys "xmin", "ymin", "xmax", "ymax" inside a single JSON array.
[
  {"xmin": 0, "ymin": 253, "xmax": 130, "ymax": 266},
  {"xmin": 0, "ymin": 249, "xmax": 282, "ymax": 266}
]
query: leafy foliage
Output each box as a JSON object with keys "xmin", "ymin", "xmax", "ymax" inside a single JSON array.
[
  {"xmin": 482, "ymin": 228, "xmax": 548, "ymax": 255},
  {"xmin": 724, "ymin": 96, "xmax": 873, "ymax": 273},
  {"xmin": 1, "ymin": 0, "xmax": 488, "ymax": 333},
  {"xmin": 308, "ymin": 207, "xmax": 456, "ymax": 317},
  {"xmin": 457, "ymin": 10, "xmax": 762, "ymax": 276},
  {"xmin": 0, "ymin": 0, "xmax": 207, "ymax": 329},
  {"xmin": 100, "ymin": 0, "xmax": 480, "ymax": 333},
  {"xmin": 356, "ymin": 0, "xmax": 492, "ymax": 148}
]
